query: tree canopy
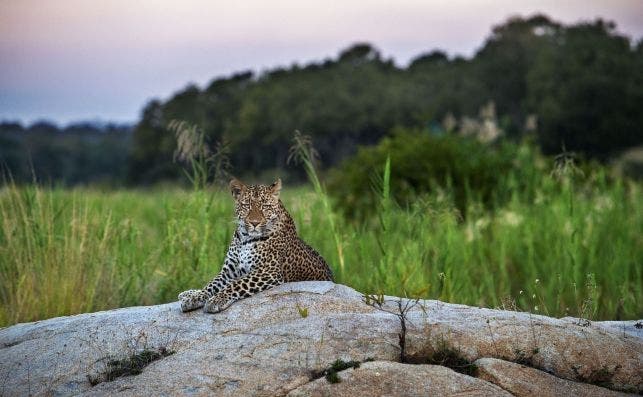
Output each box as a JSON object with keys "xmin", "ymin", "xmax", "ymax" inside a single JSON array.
[
  {"xmin": 2, "ymin": 14, "xmax": 641, "ymax": 186},
  {"xmin": 126, "ymin": 14, "xmax": 642, "ymax": 184}
]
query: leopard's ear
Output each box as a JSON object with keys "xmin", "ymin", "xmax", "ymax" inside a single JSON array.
[
  {"xmin": 229, "ymin": 178, "xmax": 246, "ymax": 199},
  {"xmin": 270, "ymin": 178, "xmax": 282, "ymax": 199}
]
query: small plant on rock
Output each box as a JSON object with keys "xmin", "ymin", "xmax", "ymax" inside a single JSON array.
[
  {"xmin": 88, "ymin": 347, "xmax": 174, "ymax": 386},
  {"xmin": 362, "ymin": 294, "xmax": 420, "ymax": 363},
  {"xmin": 408, "ymin": 338, "xmax": 477, "ymax": 376},
  {"xmin": 311, "ymin": 358, "xmax": 374, "ymax": 384}
]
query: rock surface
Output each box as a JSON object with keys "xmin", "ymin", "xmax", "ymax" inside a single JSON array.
[
  {"xmin": 287, "ymin": 360, "xmax": 512, "ymax": 397},
  {"xmin": 0, "ymin": 281, "xmax": 641, "ymax": 396},
  {"xmin": 474, "ymin": 357, "xmax": 631, "ymax": 396}
]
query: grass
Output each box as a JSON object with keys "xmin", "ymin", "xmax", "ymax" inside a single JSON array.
[
  {"xmin": 88, "ymin": 347, "xmax": 174, "ymax": 386},
  {"xmin": 310, "ymin": 358, "xmax": 372, "ymax": 383},
  {"xmin": 0, "ymin": 170, "xmax": 641, "ymax": 327},
  {"xmin": 407, "ymin": 339, "xmax": 477, "ymax": 377}
]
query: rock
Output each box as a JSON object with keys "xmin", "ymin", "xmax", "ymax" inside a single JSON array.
[
  {"xmin": 0, "ymin": 281, "xmax": 641, "ymax": 396},
  {"xmin": 578, "ymin": 318, "xmax": 643, "ymax": 339},
  {"xmin": 287, "ymin": 360, "xmax": 511, "ymax": 397},
  {"xmin": 474, "ymin": 357, "xmax": 631, "ymax": 396},
  {"xmin": 402, "ymin": 303, "xmax": 643, "ymax": 393}
]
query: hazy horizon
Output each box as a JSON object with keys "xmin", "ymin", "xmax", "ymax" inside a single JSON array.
[{"xmin": 1, "ymin": 0, "xmax": 642, "ymax": 126}]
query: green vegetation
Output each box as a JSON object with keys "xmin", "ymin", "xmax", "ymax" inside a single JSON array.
[
  {"xmin": 4, "ymin": 15, "xmax": 640, "ymax": 187},
  {"xmin": 311, "ymin": 359, "xmax": 370, "ymax": 384},
  {"xmin": 327, "ymin": 129, "xmax": 545, "ymax": 220},
  {"xmin": 88, "ymin": 348, "xmax": 174, "ymax": 386},
  {"xmin": 408, "ymin": 339, "xmax": 477, "ymax": 377},
  {"xmin": 0, "ymin": 121, "xmax": 131, "ymax": 186},
  {"xmin": 0, "ymin": 15, "xmax": 641, "ymax": 329},
  {"xmin": 126, "ymin": 15, "xmax": 642, "ymax": 184},
  {"xmin": 1, "ymin": 145, "xmax": 640, "ymax": 326}
]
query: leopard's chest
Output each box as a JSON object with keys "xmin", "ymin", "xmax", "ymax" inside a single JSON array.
[{"xmin": 236, "ymin": 241, "xmax": 269, "ymax": 274}]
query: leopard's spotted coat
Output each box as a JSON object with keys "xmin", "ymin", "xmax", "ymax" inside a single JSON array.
[{"xmin": 178, "ymin": 178, "xmax": 333, "ymax": 313}]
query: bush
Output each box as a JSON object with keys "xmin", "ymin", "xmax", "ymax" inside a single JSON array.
[{"xmin": 326, "ymin": 128, "xmax": 543, "ymax": 220}]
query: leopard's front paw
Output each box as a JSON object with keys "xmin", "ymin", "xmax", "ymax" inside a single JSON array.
[
  {"xmin": 203, "ymin": 295, "xmax": 231, "ymax": 313},
  {"xmin": 178, "ymin": 289, "xmax": 207, "ymax": 312}
]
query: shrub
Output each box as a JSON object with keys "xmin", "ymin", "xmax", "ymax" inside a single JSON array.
[{"xmin": 327, "ymin": 128, "xmax": 543, "ymax": 220}]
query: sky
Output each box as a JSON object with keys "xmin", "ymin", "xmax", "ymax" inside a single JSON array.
[{"xmin": 1, "ymin": 0, "xmax": 642, "ymax": 126}]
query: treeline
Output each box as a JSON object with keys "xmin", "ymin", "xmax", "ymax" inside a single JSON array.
[
  {"xmin": 0, "ymin": 121, "xmax": 131, "ymax": 185},
  {"xmin": 129, "ymin": 14, "xmax": 642, "ymax": 185},
  {"xmin": 2, "ymin": 14, "xmax": 642, "ymax": 186}
]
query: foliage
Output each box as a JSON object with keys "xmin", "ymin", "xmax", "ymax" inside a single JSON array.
[
  {"xmin": 526, "ymin": 19, "xmax": 643, "ymax": 159},
  {"xmin": 2, "ymin": 15, "xmax": 641, "ymax": 187},
  {"xmin": 314, "ymin": 359, "xmax": 364, "ymax": 383},
  {"xmin": 289, "ymin": 131, "xmax": 345, "ymax": 271},
  {"xmin": 0, "ymin": 121, "xmax": 131, "ymax": 186},
  {"xmin": 123, "ymin": 14, "xmax": 642, "ymax": 185},
  {"xmin": 88, "ymin": 348, "xmax": 174, "ymax": 386},
  {"xmin": 408, "ymin": 339, "xmax": 477, "ymax": 376},
  {"xmin": 326, "ymin": 129, "xmax": 544, "ymax": 219},
  {"xmin": 0, "ymin": 165, "xmax": 640, "ymax": 326},
  {"xmin": 168, "ymin": 119, "xmax": 231, "ymax": 190}
]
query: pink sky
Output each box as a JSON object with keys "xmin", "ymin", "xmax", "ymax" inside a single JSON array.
[{"xmin": 1, "ymin": 0, "xmax": 642, "ymax": 125}]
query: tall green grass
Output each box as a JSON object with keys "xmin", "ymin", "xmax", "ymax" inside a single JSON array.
[{"xmin": 0, "ymin": 172, "xmax": 641, "ymax": 326}]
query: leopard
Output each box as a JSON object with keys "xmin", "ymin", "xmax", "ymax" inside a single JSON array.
[{"xmin": 178, "ymin": 178, "xmax": 333, "ymax": 313}]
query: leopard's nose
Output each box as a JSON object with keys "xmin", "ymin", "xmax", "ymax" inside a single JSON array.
[{"xmin": 249, "ymin": 220, "xmax": 260, "ymax": 227}]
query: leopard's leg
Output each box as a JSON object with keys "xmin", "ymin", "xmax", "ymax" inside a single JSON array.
[
  {"xmin": 178, "ymin": 266, "xmax": 238, "ymax": 312},
  {"xmin": 178, "ymin": 248, "xmax": 243, "ymax": 312},
  {"xmin": 178, "ymin": 289, "xmax": 209, "ymax": 312},
  {"xmin": 203, "ymin": 269, "xmax": 283, "ymax": 313}
]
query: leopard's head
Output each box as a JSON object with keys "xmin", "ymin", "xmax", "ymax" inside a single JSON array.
[{"xmin": 230, "ymin": 178, "xmax": 282, "ymax": 237}]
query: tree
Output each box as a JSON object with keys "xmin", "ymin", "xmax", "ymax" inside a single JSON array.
[
  {"xmin": 474, "ymin": 14, "xmax": 561, "ymax": 136},
  {"xmin": 527, "ymin": 19, "xmax": 643, "ymax": 158}
]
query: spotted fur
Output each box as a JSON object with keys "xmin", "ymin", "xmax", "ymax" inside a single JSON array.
[{"xmin": 178, "ymin": 178, "xmax": 333, "ymax": 313}]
